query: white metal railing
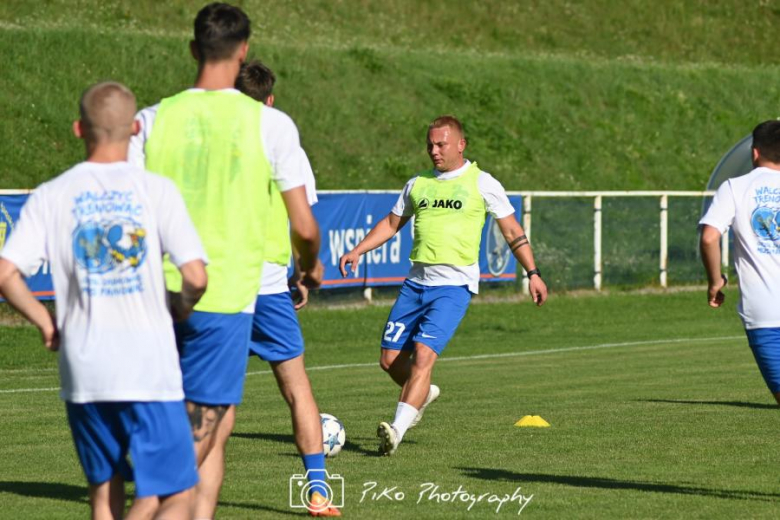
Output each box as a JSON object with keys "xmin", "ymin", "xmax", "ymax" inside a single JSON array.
[{"xmin": 510, "ymin": 191, "xmax": 719, "ymax": 294}]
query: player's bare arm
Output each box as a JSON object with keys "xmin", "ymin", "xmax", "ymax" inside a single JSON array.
[
  {"xmin": 169, "ymin": 259, "xmax": 208, "ymax": 322},
  {"xmin": 699, "ymin": 224, "xmax": 727, "ymax": 308},
  {"xmin": 0, "ymin": 259, "xmax": 59, "ymax": 350},
  {"xmin": 282, "ymin": 186, "xmax": 323, "ymax": 289},
  {"xmin": 339, "ymin": 213, "xmax": 411, "ymax": 276},
  {"xmin": 496, "ymin": 215, "xmax": 548, "ymax": 306}
]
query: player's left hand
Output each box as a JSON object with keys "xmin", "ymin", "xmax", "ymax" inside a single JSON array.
[
  {"xmin": 707, "ymin": 274, "xmax": 727, "ymax": 308},
  {"xmin": 529, "ymin": 276, "xmax": 548, "ymax": 307},
  {"xmin": 290, "ymin": 279, "xmax": 310, "ymax": 310}
]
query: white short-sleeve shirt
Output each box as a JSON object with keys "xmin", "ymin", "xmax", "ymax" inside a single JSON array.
[
  {"xmin": 258, "ymin": 149, "xmax": 319, "ymax": 296},
  {"xmin": 1, "ymin": 162, "xmax": 207, "ymax": 403},
  {"xmin": 699, "ymin": 166, "xmax": 780, "ymax": 329},
  {"xmin": 391, "ymin": 160, "xmax": 516, "ymax": 294}
]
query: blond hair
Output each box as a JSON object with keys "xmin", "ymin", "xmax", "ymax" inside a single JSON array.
[
  {"xmin": 79, "ymin": 81, "xmax": 137, "ymax": 143},
  {"xmin": 428, "ymin": 115, "xmax": 465, "ymax": 139}
]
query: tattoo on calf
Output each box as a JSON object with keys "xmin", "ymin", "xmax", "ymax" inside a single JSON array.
[
  {"xmin": 187, "ymin": 403, "xmax": 228, "ymax": 442},
  {"xmin": 508, "ymin": 235, "xmax": 530, "ymax": 252}
]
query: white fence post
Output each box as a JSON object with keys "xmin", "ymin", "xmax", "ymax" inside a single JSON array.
[
  {"xmin": 522, "ymin": 195, "xmax": 532, "ymax": 295},
  {"xmin": 659, "ymin": 194, "xmax": 668, "ymax": 288},
  {"xmin": 594, "ymin": 195, "xmax": 602, "ymax": 291}
]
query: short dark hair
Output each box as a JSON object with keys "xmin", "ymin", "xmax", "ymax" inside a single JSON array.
[
  {"xmin": 236, "ymin": 60, "xmax": 276, "ymax": 102},
  {"xmin": 193, "ymin": 3, "xmax": 251, "ymax": 62},
  {"xmin": 428, "ymin": 115, "xmax": 465, "ymax": 139},
  {"xmin": 752, "ymin": 120, "xmax": 780, "ymax": 163}
]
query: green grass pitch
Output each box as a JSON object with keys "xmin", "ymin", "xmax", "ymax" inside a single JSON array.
[{"xmin": 1, "ymin": 289, "xmax": 779, "ymax": 519}]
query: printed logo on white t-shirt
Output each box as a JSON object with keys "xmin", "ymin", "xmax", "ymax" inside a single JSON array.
[
  {"xmin": 72, "ymin": 190, "xmax": 148, "ymax": 296},
  {"xmin": 750, "ymin": 186, "xmax": 780, "ymax": 254}
]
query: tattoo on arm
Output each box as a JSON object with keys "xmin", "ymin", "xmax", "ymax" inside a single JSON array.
[
  {"xmin": 187, "ymin": 402, "xmax": 228, "ymax": 443},
  {"xmin": 508, "ymin": 235, "xmax": 529, "ymax": 252}
]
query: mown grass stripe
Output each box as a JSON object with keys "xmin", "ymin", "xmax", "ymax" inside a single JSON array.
[{"xmin": 0, "ymin": 334, "xmax": 744, "ymax": 393}]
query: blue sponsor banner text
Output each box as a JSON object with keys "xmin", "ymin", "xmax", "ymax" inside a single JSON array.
[{"xmin": 316, "ymin": 192, "xmax": 521, "ymax": 288}]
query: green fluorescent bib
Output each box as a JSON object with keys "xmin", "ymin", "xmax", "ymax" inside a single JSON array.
[
  {"xmin": 145, "ymin": 90, "xmax": 271, "ymax": 313},
  {"xmin": 409, "ymin": 162, "xmax": 486, "ymax": 265},
  {"xmin": 266, "ymin": 183, "xmax": 292, "ymax": 266}
]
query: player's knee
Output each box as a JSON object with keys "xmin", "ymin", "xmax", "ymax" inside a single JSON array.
[
  {"xmin": 379, "ymin": 352, "xmax": 398, "ymax": 372},
  {"xmin": 157, "ymin": 487, "xmax": 195, "ymax": 519},
  {"xmin": 412, "ymin": 346, "xmax": 438, "ymax": 369}
]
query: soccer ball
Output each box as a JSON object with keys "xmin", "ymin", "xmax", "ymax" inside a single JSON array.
[{"xmin": 320, "ymin": 413, "xmax": 345, "ymax": 458}]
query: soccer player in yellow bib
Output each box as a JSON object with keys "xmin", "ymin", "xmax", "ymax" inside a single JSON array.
[
  {"xmin": 340, "ymin": 115, "xmax": 548, "ymax": 455},
  {"xmin": 129, "ymin": 4, "xmax": 322, "ymax": 517}
]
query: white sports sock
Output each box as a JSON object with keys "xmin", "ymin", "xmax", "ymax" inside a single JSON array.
[{"xmin": 391, "ymin": 401, "xmax": 419, "ymax": 441}]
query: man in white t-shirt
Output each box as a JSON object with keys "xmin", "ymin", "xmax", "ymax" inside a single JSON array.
[
  {"xmin": 128, "ymin": 4, "xmax": 323, "ymax": 518},
  {"xmin": 700, "ymin": 120, "xmax": 780, "ymax": 406},
  {"xmin": 340, "ymin": 115, "xmax": 548, "ymax": 455},
  {"xmin": 235, "ymin": 60, "xmax": 340, "ymax": 517},
  {"xmin": 0, "ymin": 81, "xmax": 207, "ymax": 520}
]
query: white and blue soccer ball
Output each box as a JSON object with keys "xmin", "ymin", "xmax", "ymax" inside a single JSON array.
[{"xmin": 320, "ymin": 413, "xmax": 345, "ymax": 458}]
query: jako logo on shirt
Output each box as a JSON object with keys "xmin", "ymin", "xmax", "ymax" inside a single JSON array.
[{"xmin": 422, "ymin": 199, "xmax": 463, "ymax": 210}]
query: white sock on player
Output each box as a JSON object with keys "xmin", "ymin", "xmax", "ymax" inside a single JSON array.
[{"xmin": 391, "ymin": 401, "xmax": 419, "ymax": 441}]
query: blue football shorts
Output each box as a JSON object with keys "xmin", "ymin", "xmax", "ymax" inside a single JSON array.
[
  {"xmin": 66, "ymin": 400, "xmax": 198, "ymax": 498},
  {"xmin": 380, "ymin": 280, "xmax": 472, "ymax": 355},
  {"xmin": 174, "ymin": 311, "xmax": 253, "ymax": 405},
  {"xmin": 249, "ymin": 292, "xmax": 305, "ymax": 363},
  {"xmin": 745, "ymin": 327, "xmax": 780, "ymax": 393}
]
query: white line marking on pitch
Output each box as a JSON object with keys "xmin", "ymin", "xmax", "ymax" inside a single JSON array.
[
  {"xmin": 245, "ymin": 334, "xmax": 744, "ymax": 375},
  {"xmin": 0, "ymin": 335, "xmax": 744, "ymax": 394},
  {"xmin": 0, "ymin": 387, "xmax": 60, "ymax": 395}
]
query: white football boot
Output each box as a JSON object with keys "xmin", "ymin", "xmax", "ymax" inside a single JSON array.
[
  {"xmin": 409, "ymin": 384, "xmax": 440, "ymax": 429},
  {"xmin": 377, "ymin": 421, "xmax": 400, "ymax": 456}
]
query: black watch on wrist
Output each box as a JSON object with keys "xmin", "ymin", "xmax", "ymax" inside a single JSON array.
[{"xmin": 526, "ymin": 268, "xmax": 542, "ymax": 279}]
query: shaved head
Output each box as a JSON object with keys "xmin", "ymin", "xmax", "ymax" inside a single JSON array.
[{"xmin": 79, "ymin": 82, "xmax": 137, "ymax": 144}]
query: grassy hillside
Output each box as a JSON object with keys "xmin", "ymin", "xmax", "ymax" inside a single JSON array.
[
  {"xmin": 1, "ymin": 1, "xmax": 779, "ymax": 190},
  {"xmin": 3, "ymin": 0, "xmax": 778, "ymax": 65}
]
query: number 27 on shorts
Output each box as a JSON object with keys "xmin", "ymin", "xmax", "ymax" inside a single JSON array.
[{"xmin": 383, "ymin": 321, "xmax": 406, "ymax": 343}]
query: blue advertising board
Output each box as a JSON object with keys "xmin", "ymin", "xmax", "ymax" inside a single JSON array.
[
  {"xmin": 315, "ymin": 191, "xmax": 521, "ymax": 288},
  {"xmin": 0, "ymin": 191, "xmax": 521, "ymax": 300},
  {"xmin": 0, "ymin": 193, "xmax": 54, "ymax": 300}
]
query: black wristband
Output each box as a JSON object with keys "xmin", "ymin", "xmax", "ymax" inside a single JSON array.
[{"xmin": 526, "ymin": 268, "xmax": 541, "ymax": 279}]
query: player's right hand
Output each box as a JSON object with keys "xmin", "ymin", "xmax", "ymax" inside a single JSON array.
[
  {"xmin": 301, "ymin": 259, "xmax": 324, "ymax": 289},
  {"xmin": 707, "ymin": 274, "xmax": 727, "ymax": 308},
  {"xmin": 168, "ymin": 291, "xmax": 194, "ymax": 323},
  {"xmin": 339, "ymin": 250, "xmax": 360, "ymax": 277},
  {"xmin": 40, "ymin": 322, "xmax": 60, "ymax": 352}
]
